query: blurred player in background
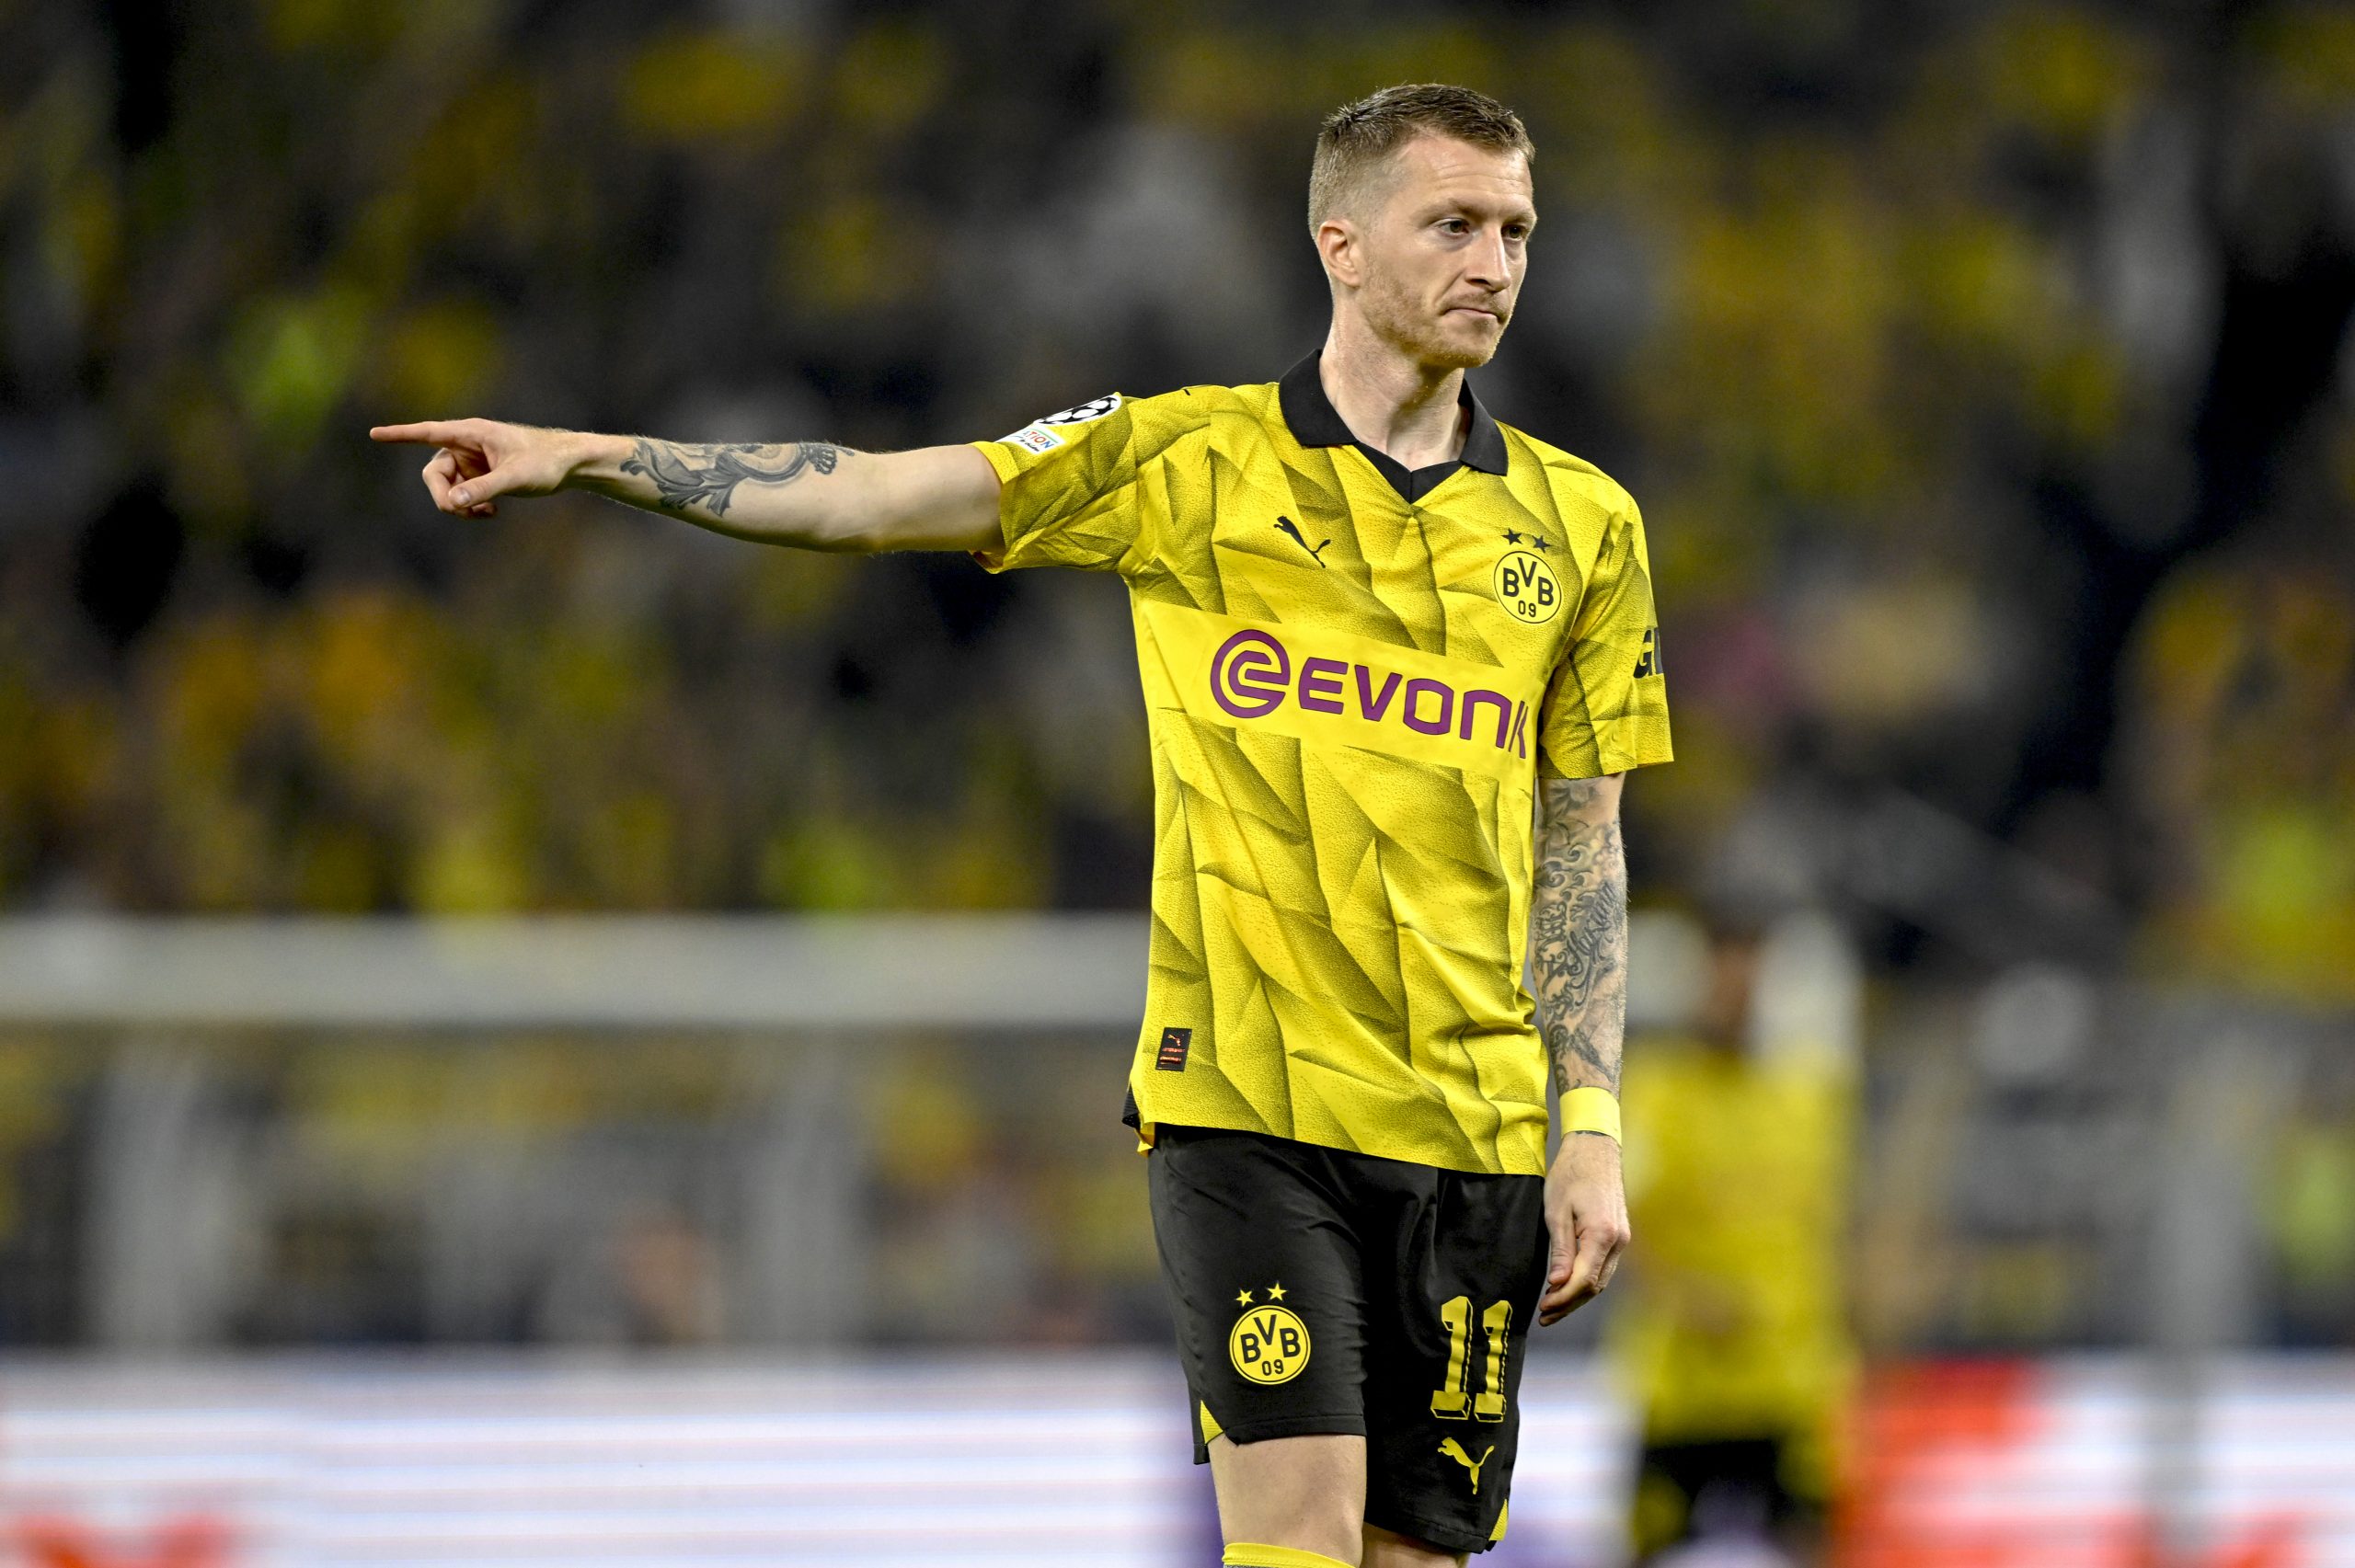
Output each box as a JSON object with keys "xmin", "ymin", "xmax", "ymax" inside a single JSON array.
[
  {"xmin": 1609, "ymin": 919, "xmax": 1859, "ymax": 1566},
  {"xmin": 373, "ymin": 83, "xmax": 1671, "ymax": 1568}
]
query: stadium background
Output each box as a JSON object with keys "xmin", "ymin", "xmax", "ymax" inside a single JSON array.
[{"xmin": 2, "ymin": 1, "xmax": 2352, "ymax": 1563}]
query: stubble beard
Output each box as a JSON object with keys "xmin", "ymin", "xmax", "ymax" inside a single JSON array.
[{"xmin": 1363, "ymin": 273, "xmax": 1506, "ymax": 373}]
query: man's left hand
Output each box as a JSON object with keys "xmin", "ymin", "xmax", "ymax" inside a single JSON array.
[{"xmin": 1538, "ymin": 1132, "xmax": 1629, "ymax": 1325}]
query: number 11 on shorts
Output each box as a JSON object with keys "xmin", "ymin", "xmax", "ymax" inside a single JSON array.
[{"xmin": 1430, "ymin": 1295, "xmax": 1511, "ymax": 1421}]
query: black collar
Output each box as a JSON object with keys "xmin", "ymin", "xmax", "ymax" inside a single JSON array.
[{"xmin": 1278, "ymin": 351, "xmax": 1510, "ymax": 480}]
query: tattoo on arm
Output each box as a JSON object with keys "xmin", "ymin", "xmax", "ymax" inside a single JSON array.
[
  {"xmin": 620, "ymin": 440, "xmax": 842, "ymax": 518},
  {"xmin": 1531, "ymin": 776, "xmax": 1628, "ymax": 1107}
]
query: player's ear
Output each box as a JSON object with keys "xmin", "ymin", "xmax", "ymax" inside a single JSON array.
[{"xmin": 1315, "ymin": 216, "xmax": 1363, "ymax": 291}]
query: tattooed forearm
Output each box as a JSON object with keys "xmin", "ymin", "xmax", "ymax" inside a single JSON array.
[
  {"xmin": 1532, "ymin": 775, "xmax": 1628, "ymax": 1104},
  {"xmin": 618, "ymin": 439, "xmax": 842, "ymax": 518}
]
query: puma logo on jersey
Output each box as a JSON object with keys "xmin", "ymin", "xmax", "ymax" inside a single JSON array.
[
  {"xmin": 1438, "ymin": 1438, "xmax": 1496, "ymax": 1493},
  {"xmin": 1275, "ymin": 516, "xmax": 1331, "ymax": 566}
]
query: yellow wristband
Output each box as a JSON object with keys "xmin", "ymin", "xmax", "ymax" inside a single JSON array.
[{"xmin": 1561, "ymin": 1086, "xmax": 1621, "ymax": 1142}]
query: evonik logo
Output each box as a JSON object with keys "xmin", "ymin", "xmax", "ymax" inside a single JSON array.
[{"xmin": 1209, "ymin": 629, "xmax": 1529, "ymax": 759}]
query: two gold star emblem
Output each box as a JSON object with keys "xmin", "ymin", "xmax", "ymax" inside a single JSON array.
[{"xmin": 1234, "ymin": 1282, "xmax": 1289, "ymax": 1307}]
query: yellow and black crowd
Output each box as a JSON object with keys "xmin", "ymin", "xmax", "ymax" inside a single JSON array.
[
  {"xmin": 0, "ymin": 0, "xmax": 2349, "ymax": 1380},
  {"xmin": 5, "ymin": 2, "xmax": 2349, "ymax": 973}
]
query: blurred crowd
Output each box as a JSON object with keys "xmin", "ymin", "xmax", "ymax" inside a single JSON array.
[
  {"xmin": 1, "ymin": 0, "xmax": 2349, "ymax": 1001},
  {"xmin": 1, "ymin": 0, "xmax": 2352, "ymax": 1378}
]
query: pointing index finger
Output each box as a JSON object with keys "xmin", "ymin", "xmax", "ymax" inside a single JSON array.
[{"xmin": 371, "ymin": 422, "xmax": 465, "ymax": 446}]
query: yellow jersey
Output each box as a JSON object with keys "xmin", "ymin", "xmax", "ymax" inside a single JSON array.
[
  {"xmin": 972, "ymin": 355, "xmax": 1671, "ymax": 1175},
  {"xmin": 1609, "ymin": 1036, "xmax": 1858, "ymax": 1498}
]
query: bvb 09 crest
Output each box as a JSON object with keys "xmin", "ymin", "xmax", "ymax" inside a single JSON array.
[
  {"xmin": 1228, "ymin": 1293, "xmax": 1311, "ymax": 1386},
  {"xmin": 1493, "ymin": 549, "xmax": 1561, "ymax": 624}
]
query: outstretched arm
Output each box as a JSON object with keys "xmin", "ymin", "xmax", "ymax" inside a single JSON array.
[
  {"xmin": 367, "ymin": 418, "xmax": 1002, "ymax": 554},
  {"xmin": 1530, "ymin": 770, "xmax": 1632, "ymax": 1325}
]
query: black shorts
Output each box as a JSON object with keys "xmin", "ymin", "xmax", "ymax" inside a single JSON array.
[
  {"xmin": 1632, "ymin": 1436, "xmax": 1827, "ymax": 1559},
  {"xmin": 1147, "ymin": 1124, "xmax": 1549, "ymax": 1556}
]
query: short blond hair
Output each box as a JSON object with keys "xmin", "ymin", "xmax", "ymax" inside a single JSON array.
[{"xmin": 1308, "ymin": 83, "xmax": 1534, "ymax": 234}]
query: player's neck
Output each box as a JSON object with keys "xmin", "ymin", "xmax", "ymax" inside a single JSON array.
[{"xmin": 1316, "ymin": 324, "xmax": 1468, "ymax": 472}]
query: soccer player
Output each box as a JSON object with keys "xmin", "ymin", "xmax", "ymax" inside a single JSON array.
[{"xmin": 373, "ymin": 83, "xmax": 1671, "ymax": 1568}]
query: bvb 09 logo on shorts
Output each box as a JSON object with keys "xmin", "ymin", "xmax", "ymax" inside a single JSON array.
[
  {"xmin": 1494, "ymin": 550, "xmax": 1561, "ymax": 624},
  {"xmin": 1229, "ymin": 1302, "xmax": 1311, "ymax": 1385}
]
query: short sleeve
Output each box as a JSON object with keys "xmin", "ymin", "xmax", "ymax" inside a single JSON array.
[
  {"xmin": 1536, "ymin": 498, "xmax": 1674, "ymax": 780},
  {"xmin": 969, "ymin": 393, "xmax": 1151, "ymax": 574}
]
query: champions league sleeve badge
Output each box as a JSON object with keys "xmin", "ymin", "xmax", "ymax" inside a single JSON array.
[
  {"xmin": 999, "ymin": 393, "xmax": 1123, "ymax": 453},
  {"xmin": 1036, "ymin": 394, "xmax": 1120, "ymax": 426}
]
